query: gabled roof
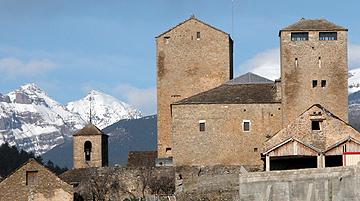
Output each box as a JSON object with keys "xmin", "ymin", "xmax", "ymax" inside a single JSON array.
[
  {"xmin": 263, "ymin": 104, "xmax": 360, "ymax": 153},
  {"xmin": 226, "ymin": 72, "xmax": 273, "ymax": 85},
  {"xmin": 263, "ymin": 137, "xmax": 322, "ymax": 155},
  {"xmin": 156, "ymin": 15, "xmax": 230, "ymax": 38},
  {"xmin": 280, "ymin": 18, "xmax": 348, "ymax": 33},
  {"xmin": 73, "ymin": 123, "xmax": 106, "ymax": 136}
]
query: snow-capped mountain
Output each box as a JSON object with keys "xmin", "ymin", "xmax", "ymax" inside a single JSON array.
[
  {"xmin": 348, "ymin": 68, "xmax": 360, "ymax": 94},
  {"xmin": 0, "ymin": 83, "xmax": 86, "ymax": 155},
  {"xmin": 66, "ymin": 90, "xmax": 142, "ymax": 129},
  {"xmin": 0, "ymin": 84, "xmax": 142, "ymax": 155}
]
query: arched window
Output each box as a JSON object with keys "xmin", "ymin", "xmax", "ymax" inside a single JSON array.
[{"xmin": 84, "ymin": 141, "xmax": 92, "ymax": 161}]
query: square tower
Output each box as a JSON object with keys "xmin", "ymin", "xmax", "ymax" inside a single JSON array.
[
  {"xmin": 73, "ymin": 124, "xmax": 108, "ymax": 169},
  {"xmin": 280, "ymin": 19, "xmax": 348, "ymax": 126},
  {"xmin": 156, "ymin": 16, "xmax": 233, "ymax": 158}
]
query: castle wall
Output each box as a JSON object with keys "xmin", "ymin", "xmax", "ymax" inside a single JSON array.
[
  {"xmin": 281, "ymin": 30, "xmax": 348, "ymax": 126},
  {"xmin": 172, "ymin": 103, "xmax": 282, "ymax": 166},
  {"xmin": 157, "ymin": 18, "xmax": 233, "ymax": 158}
]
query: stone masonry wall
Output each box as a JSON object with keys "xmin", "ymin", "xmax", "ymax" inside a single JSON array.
[
  {"xmin": 0, "ymin": 160, "xmax": 73, "ymax": 201},
  {"xmin": 157, "ymin": 18, "xmax": 233, "ymax": 158},
  {"xmin": 281, "ymin": 30, "xmax": 348, "ymax": 126},
  {"xmin": 73, "ymin": 135, "xmax": 105, "ymax": 169},
  {"xmin": 172, "ymin": 103, "xmax": 282, "ymax": 166}
]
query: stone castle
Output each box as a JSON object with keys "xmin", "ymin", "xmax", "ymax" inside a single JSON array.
[{"xmin": 156, "ymin": 16, "xmax": 360, "ymax": 170}]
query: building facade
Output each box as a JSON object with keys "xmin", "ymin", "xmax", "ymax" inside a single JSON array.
[{"xmin": 156, "ymin": 16, "xmax": 233, "ymax": 159}]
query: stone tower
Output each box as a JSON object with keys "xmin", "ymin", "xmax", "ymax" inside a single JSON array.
[
  {"xmin": 73, "ymin": 124, "xmax": 108, "ymax": 169},
  {"xmin": 156, "ymin": 16, "xmax": 233, "ymax": 159},
  {"xmin": 280, "ymin": 19, "xmax": 348, "ymax": 126}
]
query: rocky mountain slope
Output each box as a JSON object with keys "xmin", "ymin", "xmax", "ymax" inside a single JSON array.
[{"xmin": 0, "ymin": 84, "xmax": 142, "ymax": 155}]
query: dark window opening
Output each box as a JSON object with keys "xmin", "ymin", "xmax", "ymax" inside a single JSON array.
[
  {"xmin": 325, "ymin": 155, "xmax": 343, "ymax": 167},
  {"xmin": 26, "ymin": 171, "xmax": 38, "ymax": 186},
  {"xmin": 166, "ymin": 147, "xmax": 172, "ymax": 152},
  {"xmin": 312, "ymin": 80, "xmax": 318, "ymax": 88},
  {"xmin": 319, "ymin": 32, "xmax": 337, "ymax": 41},
  {"xmin": 199, "ymin": 122, "xmax": 205, "ymax": 131},
  {"xmin": 268, "ymin": 156, "xmax": 317, "ymax": 171},
  {"xmin": 84, "ymin": 141, "xmax": 92, "ymax": 161},
  {"xmin": 311, "ymin": 121, "xmax": 321, "ymax": 131},
  {"xmin": 321, "ymin": 80, "xmax": 326, "ymax": 87},
  {"xmin": 243, "ymin": 121, "xmax": 250, "ymax": 132},
  {"xmin": 254, "ymin": 148, "xmax": 258, "ymax": 152},
  {"xmin": 196, "ymin": 32, "xmax": 201, "ymax": 39},
  {"xmin": 291, "ymin": 32, "xmax": 309, "ymax": 41}
]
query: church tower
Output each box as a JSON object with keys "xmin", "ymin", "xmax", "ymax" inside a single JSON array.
[
  {"xmin": 156, "ymin": 16, "xmax": 233, "ymax": 159},
  {"xmin": 280, "ymin": 18, "xmax": 348, "ymax": 126},
  {"xmin": 73, "ymin": 124, "xmax": 108, "ymax": 169}
]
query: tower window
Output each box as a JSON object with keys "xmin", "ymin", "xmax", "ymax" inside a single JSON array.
[
  {"xmin": 311, "ymin": 120, "xmax": 321, "ymax": 131},
  {"xmin": 84, "ymin": 141, "xmax": 92, "ymax": 161},
  {"xmin": 295, "ymin": 58, "xmax": 298, "ymax": 68},
  {"xmin": 312, "ymin": 80, "xmax": 318, "ymax": 88},
  {"xmin": 321, "ymin": 80, "xmax": 327, "ymax": 87},
  {"xmin": 319, "ymin": 32, "xmax": 337, "ymax": 41},
  {"xmin": 291, "ymin": 32, "xmax": 309, "ymax": 41},
  {"xmin": 199, "ymin": 120, "xmax": 206, "ymax": 131},
  {"xmin": 243, "ymin": 120, "xmax": 251, "ymax": 132},
  {"xmin": 26, "ymin": 171, "xmax": 38, "ymax": 186},
  {"xmin": 196, "ymin": 32, "xmax": 201, "ymax": 40},
  {"xmin": 164, "ymin": 36, "xmax": 170, "ymax": 44}
]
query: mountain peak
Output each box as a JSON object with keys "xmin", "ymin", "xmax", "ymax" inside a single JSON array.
[{"xmin": 20, "ymin": 83, "xmax": 44, "ymax": 93}]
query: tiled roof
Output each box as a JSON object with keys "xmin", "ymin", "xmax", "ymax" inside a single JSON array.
[
  {"xmin": 281, "ymin": 18, "xmax": 347, "ymax": 32},
  {"xmin": 73, "ymin": 124, "xmax": 105, "ymax": 136},
  {"xmin": 226, "ymin": 72, "xmax": 273, "ymax": 85}
]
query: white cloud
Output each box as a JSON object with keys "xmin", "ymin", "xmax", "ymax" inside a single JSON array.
[
  {"xmin": 349, "ymin": 44, "xmax": 360, "ymax": 69},
  {"xmin": 239, "ymin": 48, "xmax": 280, "ymax": 80},
  {"xmin": 114, "ymin": 84, "xmax": 156, "ymax": 116},
  {"xmin": 0, "ymin": 57, "xmax": 56, "ymax": 78}
]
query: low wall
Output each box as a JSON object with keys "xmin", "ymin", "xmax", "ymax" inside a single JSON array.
[{"xmin": 239, "ymin": 166, "xmax": 360, "ymax": 201}]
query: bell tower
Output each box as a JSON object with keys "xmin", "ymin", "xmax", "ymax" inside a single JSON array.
[{"xmin": 73, "ymin": 124, "xmax": 108, "ymax": 169}]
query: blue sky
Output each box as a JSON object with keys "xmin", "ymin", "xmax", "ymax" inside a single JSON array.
[{"xmin": 0, "ymin": 0, "xmax": 360, "ymax": 115}]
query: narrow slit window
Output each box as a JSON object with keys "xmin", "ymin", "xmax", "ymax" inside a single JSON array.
[
  {"xmin": 243, "ymin": 120, "xmax": 251, "ymax": 132},
  {"xmin": 196, "ymin": 32, "xmax": 201, "ymax": 40},
  {"xmin": 199, "ymin": 120, "xmax": 205, "ymax": 131},
  {"xmin": 295, "ymin": 58, "xmax": 298, "ymax": 68},
  {"xmin": 321, "ymin": 80, "xmax": 326, "ymax": 87},
  {"xmin": 291, "ymin": 32, "xmax": 309, "ymax": 41},
  {"xmin": 319, "ymin": 57, "xmax": 321, "ymax": 68},
  {"xmin": 312, "ymin": 80, "xmax": 318, "ymax": 88},
  {"xmin": 311, "ymin": 120, "xmax": 321, "ymax": 131},
  {"xmin": 319, "ymin": 32, "xmax": 337, "ymax": 41}
]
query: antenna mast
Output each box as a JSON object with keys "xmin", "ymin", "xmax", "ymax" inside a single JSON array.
[
  {"xmin": 232, "ymin": 0, "xmax": 234, "ymax": 36},
  {"xmin": 89, "ymin": 95, "xmax": 92, "ymax": 124}
]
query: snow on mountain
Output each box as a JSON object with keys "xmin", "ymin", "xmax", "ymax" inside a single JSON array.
[
  {"xmin": 349, "ymin": 68, "xmax": 360, "ymax": 94},
  {"xmin": 0, "ymin": 83, "xmax": 86, "ymax": 155},
  {"xmin": 66, "ymin": 90, "xmax": 142, "ymax": 129}
]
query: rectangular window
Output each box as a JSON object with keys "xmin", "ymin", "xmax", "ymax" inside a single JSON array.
[
  {"xmin": 164, "ymin": 36, "xmax": 170, "ymax": 44},
  {"xmin": 196, "ymin": 32, "xmax": 201, "ymax": 40},
  {"xmin": 319, "ymin": 32, "xmax": 337, "ymax": 41},
  {"xmin": 199, "ymin": 120, "xmax": 205, "ymax": 131},
  {"xmin": 311, "ymin": 120, "xmax": 321, "ymax": 131},
  {"xmin": 291, "ymin": 32, "xmax": 309, "ymax": 41},
  {"xmin": 243, "ymin": 120, "xmax": 250, "ymax": 132},
  {"xmin": 312, "ymin": 80, "xmax": 318, "ymax": 88},
  {"xmin": 26, "ymin": 171, "xmax": 38, "ymax": 186},
  {"xmin": 321, "ymin": 80, "xmax": 326, "ymax": 87}
]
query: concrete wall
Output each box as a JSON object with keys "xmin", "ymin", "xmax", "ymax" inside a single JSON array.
[
  {"xmin": 73, "ymin": 135, "xmax": 108, "ymax": 169},
  {"xmin": 0, "ymin": 159, "xmax": 73, "ymax": 201},
  {"xmin": 157, "ymin": 17, "xmax": 233, "ymax": 158},
  {"xmin": 172, "ymin": 103, "xmax": 282, "ymax": 166},
  {"xmin": 239, "ymin": 166, "xmax": 360, "ymax": 201},
  {"xmin": 281, "ymin": 30, "xmax": 348, "ymax": 126}
]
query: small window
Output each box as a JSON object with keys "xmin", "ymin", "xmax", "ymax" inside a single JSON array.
[
  {"xmin": 243, "ymin": 120, "xmax": 250, "ymax": 132},
  {"xmin": 199, "ymin": 120, "xmax": 205, "ymax": 131},
  {"xmin": 84, "ymin": 141, "xmax": 92, "ymax": 161},
  {"xmin": 164, "ymin": 36, "xmax": 170, "ymax": 44},
  {"xmin": 26, "ymin": 171, "xmax": 38, "ymax": 186},
  {"xmin": 295, "ymin": 58, "xmax": 298, "ymax": 68},
  {"xmin": 321, "ymin": 80, "xmax": 326, "ymax": 87},
  {"xmin": 291, "ymin": 32, "xmax": 309, "ymax": 41},
  {"xmin": 319, "ymin": 32, "xmax": 337, "ymax": 41},
  {"xmin": 312, "ymin": 80, "xmax": 318, "ymax": 88},
  {"xmin": 196, "ymin": 32, "xmax": 201, "ymax": 40},
  {"xmin": 254, "ymin": 148, "xmax": 258, "ymax": 152},
  {"xmin": 311, "ymin": 120, "xmax": 321, "ymax": 131}
]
